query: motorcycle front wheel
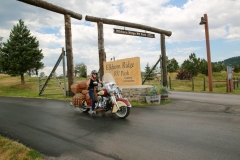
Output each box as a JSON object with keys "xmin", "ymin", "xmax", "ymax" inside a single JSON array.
[
  {"xmin": 80, "ymin": 100, "xmax": 90, "ymax": 113},
  {"xmin": 115, "ymin": 106, "xmax": 130, "ymax": 119}
]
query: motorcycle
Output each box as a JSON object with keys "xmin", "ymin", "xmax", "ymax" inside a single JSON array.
[{"xmin": 70, "ymin": 73, "xmax": 131, "ymax": 119}]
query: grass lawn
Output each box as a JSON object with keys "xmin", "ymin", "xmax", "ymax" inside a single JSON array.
[
  {"xmin": 0, "ymin": 135, "xmax": 43, "ymax": 160},
  {"xmin": 149, "ymin": 71, "xmax": 240, "ymax": 94}
]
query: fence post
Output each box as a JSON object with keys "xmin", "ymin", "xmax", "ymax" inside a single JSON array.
[
  {"xmin": 226, "ymin": 78, "xmax": 229, "ymax": 92},
  {"xmin": 203, "ymin": 77, "xmax": 206, "ymax": 91},
  {"xmin": 237, "ymin": 77, "xmax": 239, "ymax": 88},
  {"xmin": 192, "ymin": 78, "xmax": 194, "ymax": 91},
  {"xmin": 233, "ymin": 77, "xmax": 235, "ymax": 90},
  {"xmin": 169, "ymin": 76, "xmax": 171, "ymax": 89}
]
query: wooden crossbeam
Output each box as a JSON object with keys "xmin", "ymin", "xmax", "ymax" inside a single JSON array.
[
  {"xmin": 85, "ymin": 15, "xmax": 172, "ymax": 37},
  {"xmin": 17, "ymin": 0, "xmax": 82, "ymax": 20}
]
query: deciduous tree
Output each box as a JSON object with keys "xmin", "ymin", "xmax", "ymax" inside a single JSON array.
[
  {"xmin": 74, "ymin": 62, "xmax": 87, "ymax": 77},
  {"xmin": 234, "ymin": 65, "xmax": 240, "ymax": 73},
  {"xmin": 181, "ymin": 53, "xmax": 201, "ymax": 77},
  {"xmin": 199, "ymin": 59, "xmax": 208, "ymax": 76},
  {"xmin": 167, "ymin": 58, "xmax": 179, "ymax": 73}
]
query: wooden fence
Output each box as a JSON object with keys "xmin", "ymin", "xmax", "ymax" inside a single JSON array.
[{"xmin": 168, "ymin": 77, "xmax": 239, "ymax": 92}]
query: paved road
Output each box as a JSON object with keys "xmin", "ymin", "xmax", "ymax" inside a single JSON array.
[{"xmin": 0, "ymin": 95, "xmax": 240, "ymax": 160}]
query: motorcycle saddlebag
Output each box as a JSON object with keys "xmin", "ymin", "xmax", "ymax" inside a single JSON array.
[
  {"xmin": 70, "ymin": 83, "xmax": 81, "ymax": 93},
  {"xmin": 72, "ymin": 94, "xmax": 83, "ymax": 107},
  {"xmin": 78, "ymin": 81, "xmax": 88, "ymax": 91},
  {"xmin": 71, "ymin": 81, "xmax": 88, "ymax": 93},
  {"xmin": 81, "ymin": 89, "xmax": 88, "ymax": 95}
]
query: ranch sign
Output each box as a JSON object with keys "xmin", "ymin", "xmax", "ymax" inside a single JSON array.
[
  {"xmin": 113, "ymin": 29, "xmax": 155, "ymax": 38},
  {"xmin": 103, "ymin": 57, "xmax": 142, "ymax": 85}
]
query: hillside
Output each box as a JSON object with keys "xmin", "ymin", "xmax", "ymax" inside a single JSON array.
[{"xmin": 213, "ymin": 56, "xmax": 240, "ymax": 67}]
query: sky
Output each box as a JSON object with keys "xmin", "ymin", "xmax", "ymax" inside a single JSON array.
[{"xmin": 0, "ymin": 0, "xmax": 240, "ymax": 76}]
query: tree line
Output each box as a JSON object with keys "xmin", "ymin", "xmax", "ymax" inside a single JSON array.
[{"xmin": 144, "ymin": 53, "xmax": 240, "ymax": 80}]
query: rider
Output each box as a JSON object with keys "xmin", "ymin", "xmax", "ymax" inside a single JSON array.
[{"xmin": 87, "ymin": 70, "xmax": 102, "ymax": 115}]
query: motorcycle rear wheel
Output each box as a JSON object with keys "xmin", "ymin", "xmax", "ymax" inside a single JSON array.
[
  {"xmin": 80, "ymin": 100, "xmax": 90, "ymax": 113},
  {"xmin": 115, "ymin": 106, "xmax": 130, "ymax": 119}
]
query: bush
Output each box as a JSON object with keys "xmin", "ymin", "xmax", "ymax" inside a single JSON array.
[{"xmin": 176, "ymin": 69, "xmax": 192, "ymax": 80}]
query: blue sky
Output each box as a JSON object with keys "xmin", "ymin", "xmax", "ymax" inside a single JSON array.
[
  {"xmin": 0, "ymin": 0, "xmax": 239, "ymax": 76},
  {"xmin": 165, "ymin": 0, "xmax": 188, "ymax": 7}
]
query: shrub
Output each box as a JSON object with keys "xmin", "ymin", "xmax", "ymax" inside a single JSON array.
[{"xmin": 176, "ymin": 69, "xmax": 192, "ymax": 80}]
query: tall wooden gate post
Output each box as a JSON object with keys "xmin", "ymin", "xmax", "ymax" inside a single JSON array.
[
  {"xmin": 64, "ymin": 14, "xmax": 74, "ymax": 96},
  {"xmin": 17, "ymin": 0, "xmax": 83, "ymax": 97},
  {"xmin": 161, "ymin": 34, "xmax": 168, "ymax": 87},
  {"xmin": 97, "ymin": 22, "xmax": 106, "ymax": 80}
]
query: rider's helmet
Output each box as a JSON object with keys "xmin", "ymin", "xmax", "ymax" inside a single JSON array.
[{"xmin": 91, "ymin": 70, "xmax": 98, "ymax": 75}]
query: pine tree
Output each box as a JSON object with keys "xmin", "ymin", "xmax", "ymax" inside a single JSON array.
[
  {"xmin": 144, "ymin": 63, "xmax": 154, "ymax": 80},
  {"xmin": 0, "ymin": 19, "xmax": 44, "ymax": 84}
]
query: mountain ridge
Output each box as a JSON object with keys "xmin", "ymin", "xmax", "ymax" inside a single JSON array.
[{"xmin": 213, "ymin": 56, "xmax": 240, "ymax": 67}]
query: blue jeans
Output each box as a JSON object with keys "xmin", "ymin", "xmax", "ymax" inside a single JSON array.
[{"xmin": 89, "ymin": 89, "xmax": 95, "ymax": 110}]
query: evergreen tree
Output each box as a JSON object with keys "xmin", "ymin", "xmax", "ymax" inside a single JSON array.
[
  {"xmin": 0, "ymin": 19, "xmax": 44, "ymax": 84},
  {"xmin": 144, "ymin": 63, "xmax": 154, "ymax": 80}
]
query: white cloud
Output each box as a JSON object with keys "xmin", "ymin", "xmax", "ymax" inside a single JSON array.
[{"xmin": 226, "ymin": 26, "xmax": 240, "ymax": 40}]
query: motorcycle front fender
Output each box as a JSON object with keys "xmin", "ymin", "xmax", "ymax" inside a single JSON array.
[{"xmin": 112, "ymin": 98, "xmax": 132, "ymax": 113}]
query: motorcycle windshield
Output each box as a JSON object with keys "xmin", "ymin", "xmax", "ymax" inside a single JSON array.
[{"xmin": 102, "ymin": 73, "xmax": 116, "ymax": 86}]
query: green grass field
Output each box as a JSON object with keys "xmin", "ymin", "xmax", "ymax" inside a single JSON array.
[
  {"xmin": 0, "ymin": 136, "xmax": 43, "ymax": 160},
  {"xmin": 148, "ymin": 71, "xmax": 240, "ymax": 94}
]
